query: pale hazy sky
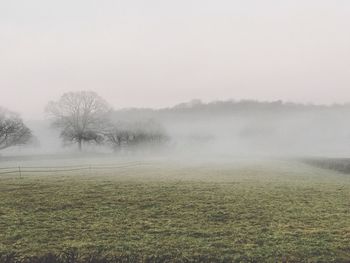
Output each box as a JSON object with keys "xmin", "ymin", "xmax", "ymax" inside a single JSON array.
[{"xmin": 1, "ymin": 0, "xmax": 350, "ymax": 119}]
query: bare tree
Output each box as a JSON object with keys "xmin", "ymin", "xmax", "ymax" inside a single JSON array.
[
  {"xmin": 104, "ymin": 121, "xmax": 129, "ymax": 151},
  {"xmin": 105, "ymin": 119, "xmax": 168, "ymax": 152},
  {"xmin": 0, "ymin": 108, "xmax": 33, "ymax": 150},
  {"xmin": 46, "ymin": 91, "xmax": 112, "ymax": 151}
]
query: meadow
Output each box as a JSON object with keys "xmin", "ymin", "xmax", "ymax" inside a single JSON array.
[{"xmin": 0, "ymin": 157, "xmax": 349, "ymax": 262}]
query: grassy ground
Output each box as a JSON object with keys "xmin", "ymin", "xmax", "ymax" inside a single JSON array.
[{"xmin": 0, "ymin": 159, "xmax": 349, "ymax": 262}]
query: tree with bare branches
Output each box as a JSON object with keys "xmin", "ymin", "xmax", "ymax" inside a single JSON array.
[
  {"xmin": 46, "ymin": 91, "xmax": 112, "ymax": 151},
  {"xmin": 0, "ymin": 108, "xmax": 33, "ymax": 150},
  {"xmin": 105, "ymin": 119, "xmax": 168, "ymax": 152}
]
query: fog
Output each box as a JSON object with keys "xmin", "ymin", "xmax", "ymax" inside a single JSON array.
[
  {"xmin": 110, "ymin": 101, "xmax": 350, "ymax": 158},
  {"xmin": 2, "ymin": 100, "xmax": 350, "ymax": 161},
  {"xmin": 1, "ymin": 1, "xmax": 350, "ymax": 161}
]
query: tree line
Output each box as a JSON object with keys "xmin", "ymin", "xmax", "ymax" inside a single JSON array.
[
  {"xmin": 0, "ymin": 91, "xmax": 168, "ymax": 152},
  {"xmin": 4, "ymin": 91, "xmax": 350, "ymax": 153}
]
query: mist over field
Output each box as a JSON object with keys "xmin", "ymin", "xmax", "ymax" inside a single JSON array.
[
  {"xmin": 1, "ymin": 1, "xmax": 350, "ymax": 262},
  {"xmin": 2, "ymin": 99, "xmax": 350, "ymax": 159},
  {"xmin": 1, "ymin": 1, "xmax": 350, "ymax": 160},
  {"xmin": 111, "ymin": 100, "xmax": 350, "ymax": 158}
]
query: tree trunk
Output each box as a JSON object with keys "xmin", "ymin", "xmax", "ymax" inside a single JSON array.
[{"xmin": 78, "ymin": 139, "xmax": 82, "ymax": 151}]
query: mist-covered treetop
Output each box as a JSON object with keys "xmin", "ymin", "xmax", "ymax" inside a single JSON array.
[{"xmin": 112, "ymin": 99, "xmax": 350, "ymax": 118}]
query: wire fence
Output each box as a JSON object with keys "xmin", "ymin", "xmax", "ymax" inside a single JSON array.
[{"xmin": 0, "ymin": 161, "xmax": 151, "ymax": 177}]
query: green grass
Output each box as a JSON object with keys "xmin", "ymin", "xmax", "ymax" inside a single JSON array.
[{"xmin": 0, "ymin": 160, "xmax": 349, "ymax": 262}]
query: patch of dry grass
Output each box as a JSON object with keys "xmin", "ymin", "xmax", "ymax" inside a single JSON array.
[{"xmin": 0, "ymin": 160, "xmax": 349, "ymax": 262}]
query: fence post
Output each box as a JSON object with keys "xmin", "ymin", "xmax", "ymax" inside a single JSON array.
[{"xmin": 18, "ymin": 166, "xmax": 22, "ymax": 179}]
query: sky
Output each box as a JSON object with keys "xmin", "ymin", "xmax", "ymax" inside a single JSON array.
[{"xmin": 1, "ymin": 0, "xmax": 350, "ymax": 119}]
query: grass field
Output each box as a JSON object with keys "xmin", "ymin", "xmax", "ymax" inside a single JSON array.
[{"xmin": 0, "ymin": 158, "xmax": 349, "ymax": 262}]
